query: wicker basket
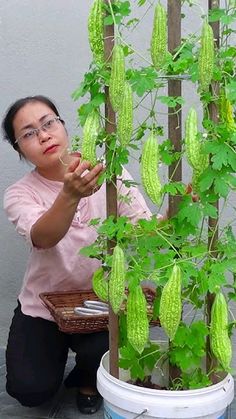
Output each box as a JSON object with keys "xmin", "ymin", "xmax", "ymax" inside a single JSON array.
[{"xmin": 39, "ymin": 287, "xmax": 159, "ymax": 334}]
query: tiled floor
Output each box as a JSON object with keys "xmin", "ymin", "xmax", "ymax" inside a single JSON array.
[{"xmin": 0, "ymin": 347, "xmax": 235, "ymax": 419}]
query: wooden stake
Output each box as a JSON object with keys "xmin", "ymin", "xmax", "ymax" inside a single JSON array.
[
  {"xmin": 206, "ymin": 0, "xmax": 221, "ymax": 380},
  {"xmin": 168, "ymin": 0, "xmax": 182, "ymax": 219},
  {"xmin": 104, "ymin": 0, "xmax": 119, "ymax": 379},
  {"xmin": 167, "ymin": 0, "xmax": 182, "ymax": 383}
]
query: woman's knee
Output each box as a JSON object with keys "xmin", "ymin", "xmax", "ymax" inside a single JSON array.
[
  {"xmin": 6, "ymin": 366, "xmax": 63, "ymax": 407},
  {"xmin": 6, "ymin": 381, "xmax": 60, "ymax": 407},
  {"xmin": 5, "ymin": 304, "xmax": 68, "ymax": 407}
]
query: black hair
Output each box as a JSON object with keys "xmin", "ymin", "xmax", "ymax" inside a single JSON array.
[{"xmin": 2, "ymin": 95, "xmax": 63, "ymax": 157}]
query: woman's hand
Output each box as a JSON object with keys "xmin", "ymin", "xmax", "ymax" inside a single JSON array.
[
  {"xmin": 31, "ymin": 158, "xmax": 105, "ymax": 249},
  {"xmin": 63, "ymin": 157, "xmax": 104, "ymax": 201}
]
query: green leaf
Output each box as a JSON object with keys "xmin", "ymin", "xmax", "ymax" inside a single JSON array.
[
  {"xmin": 182, "ymin": 369, "xmax": 212, "ymax": 389},
  {"xmin": 159, "ymin": 139, "xmax": 178, "ymax": 165},
  {"xmin": 190, "ymin": 322, "xmax": 209, "ymax": 348},
  {"xmin": 227, "ymin": 151, "xmax": 236, "ymax": 171},
  {"xmin": 119, "ymin": 342, "xmax": 147, "ymax": 381},
  {"xmin": 208, "ymin": 273, "xmax": 226, "ymax": 293},
  {"xmin": 227, "ymin": 80, "xmax": 236, "ymax": 102},
  {"xmin": 178, "ymin": 198, "xmax": 202, "ymax": 227},
  {"xmin": 208, "ymin": 8, "xmax": 226, "ymax": 23},
  {"xmin": 104, "ymin": 1, "xmax": 131, "ymax": 26},
  {"xmin": 170, "ymin": 322, "xmax": 208, "ymax": 371},
  {"xmin": 214, "ymin": 176, "xmax": 229, "ymax": 197},
  {"xmin": 89, "ymin": 218, "xmax": 101, "ymax": 226},
  {"xmin": 97, "ymin": 216, "xmax": 131, "ymax": 242},
  {"xmin": 228, "ymin": 293, "xmax": 236, "ymax": 302},
  {"xmin": 119, "ymin": 341, "xmax": 162, "ymax": 380},
  {"xmin": 77, "ymin": 102, "xmax": 94, "ymax": 126},
  {"xmin": 72, "ymin": 68, "xmax": 102, "ymax": 102},
  {"xmin": 130, "ymin": 360, "xmax": 145, "ymax": 380},
  {"xmin": 182, "ymin": 243, "xmax": 207, "ymax": 258},
  {"xmin": 71, "ymin": 81, "xmax": 88, "ymax": 101},
  {"xmin": 211, "ymin": 147, "xmax": 230, "ymax": 170},
  {"xmin": 139, "ymin": 343, "xmax": 161, "ymax": 372},
  {"xmin": 158, "ymin": 96, "xmax": 185, "ymax": 108},
  {"xmin": 199, "ymin": 167, "xmax": 215, "ymax": 191},
  {"xmin": 170, "ymin": 346, "xmax": 201, "ymax": 371},
  {"xmin": 126, "ymin": 18, "xmax": 139, "ymax": 27},
  {"xmin": 201, "ymin": 202, "xmax": 218, "ymax": 219},
  {"xmin": 208, "ymin": 264, "xmax": 228, "ymax": 293},
  {"xmin": 224, "ymin": 46, "xmax": 236, "ymax": 59},
  {"xmin": 198, "ymin": 270, "xmax": 210, "ymax": 295},
  {"xmin": 173, "ymin": 324, "xmax": 190, "ymax": 347},
  {"xmin": 205, "ymin": 141, "xmax": 236, "ymax": 171},
  {"xmin": 119, "ymin": 343, "xmax": 136, "ymax": 361},
  {"xmin": 138, "ymin": 0, "xmax": 146, "ymax": 5},
  {"xmin": 162, "ymin": 182, "xmax": 185, "ymax": 196},
  {"xmin": 91, "ymin": 93, "xmax": 105, "ymax": 107},
  {"xmin": 119, "ymin": 1, "xmax": 131, "ymax": 16},
  {"xmin": 221, "ymin": 14, "xmax": 235, "ymax": 25},
  {"xmin": 127, "ymin": 67, "xmax": 157, "ymax": 97},
  {"xmin": 79, "ymin": 243, "xmax": 101, "ymax": 258}
]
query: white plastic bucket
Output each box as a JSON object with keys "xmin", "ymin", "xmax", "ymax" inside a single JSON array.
[{"xmin": 97, "ymin": 351, "xmax": 234, "ymax": 419}]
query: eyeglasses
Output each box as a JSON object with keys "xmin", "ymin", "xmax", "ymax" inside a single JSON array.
[{"xmin": 15, "ymin": 116, "xmax": 62, "ymax": 144}]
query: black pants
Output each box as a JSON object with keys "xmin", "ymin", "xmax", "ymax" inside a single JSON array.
[{"xmin": 6, "ymin": 302, "xmax": 109, "ymax": 407}]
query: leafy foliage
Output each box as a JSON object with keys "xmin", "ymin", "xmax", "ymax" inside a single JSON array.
[{"xmin": 74, "ymin": 0, "xmax": 236, "ymax": 390}]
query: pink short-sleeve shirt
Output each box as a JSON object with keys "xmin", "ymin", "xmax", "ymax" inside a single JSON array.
[{"xmin": 4, "ymin": 168, "xmax": 152, "ymax": 321}]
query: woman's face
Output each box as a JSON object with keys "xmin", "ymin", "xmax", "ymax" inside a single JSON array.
[{"xmin": 13, "ymin": 101, "xmax": 69, "ymax": 171}]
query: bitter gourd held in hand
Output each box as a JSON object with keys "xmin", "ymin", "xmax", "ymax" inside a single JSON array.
[{"xmin": 81, "ymin": 109, "xmax": 100, "ymax": 167}]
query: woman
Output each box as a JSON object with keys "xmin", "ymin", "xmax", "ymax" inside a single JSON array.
[{"xmin": 2, "ymin": 95, "xmax": 154, "ymax": 414}]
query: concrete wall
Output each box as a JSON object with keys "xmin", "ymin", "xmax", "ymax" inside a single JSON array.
[
  {"xmin": 0, "ymin": 0, "xmax": 235, "ymax": 366},
  {"xmin": 0, "ymin": 0, "xmax": 95, "ymax": 344}
]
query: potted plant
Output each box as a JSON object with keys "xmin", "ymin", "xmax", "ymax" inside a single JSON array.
[{"xmin": 72, "ymin": 0, "xmax": 236, "ymax": 417}]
